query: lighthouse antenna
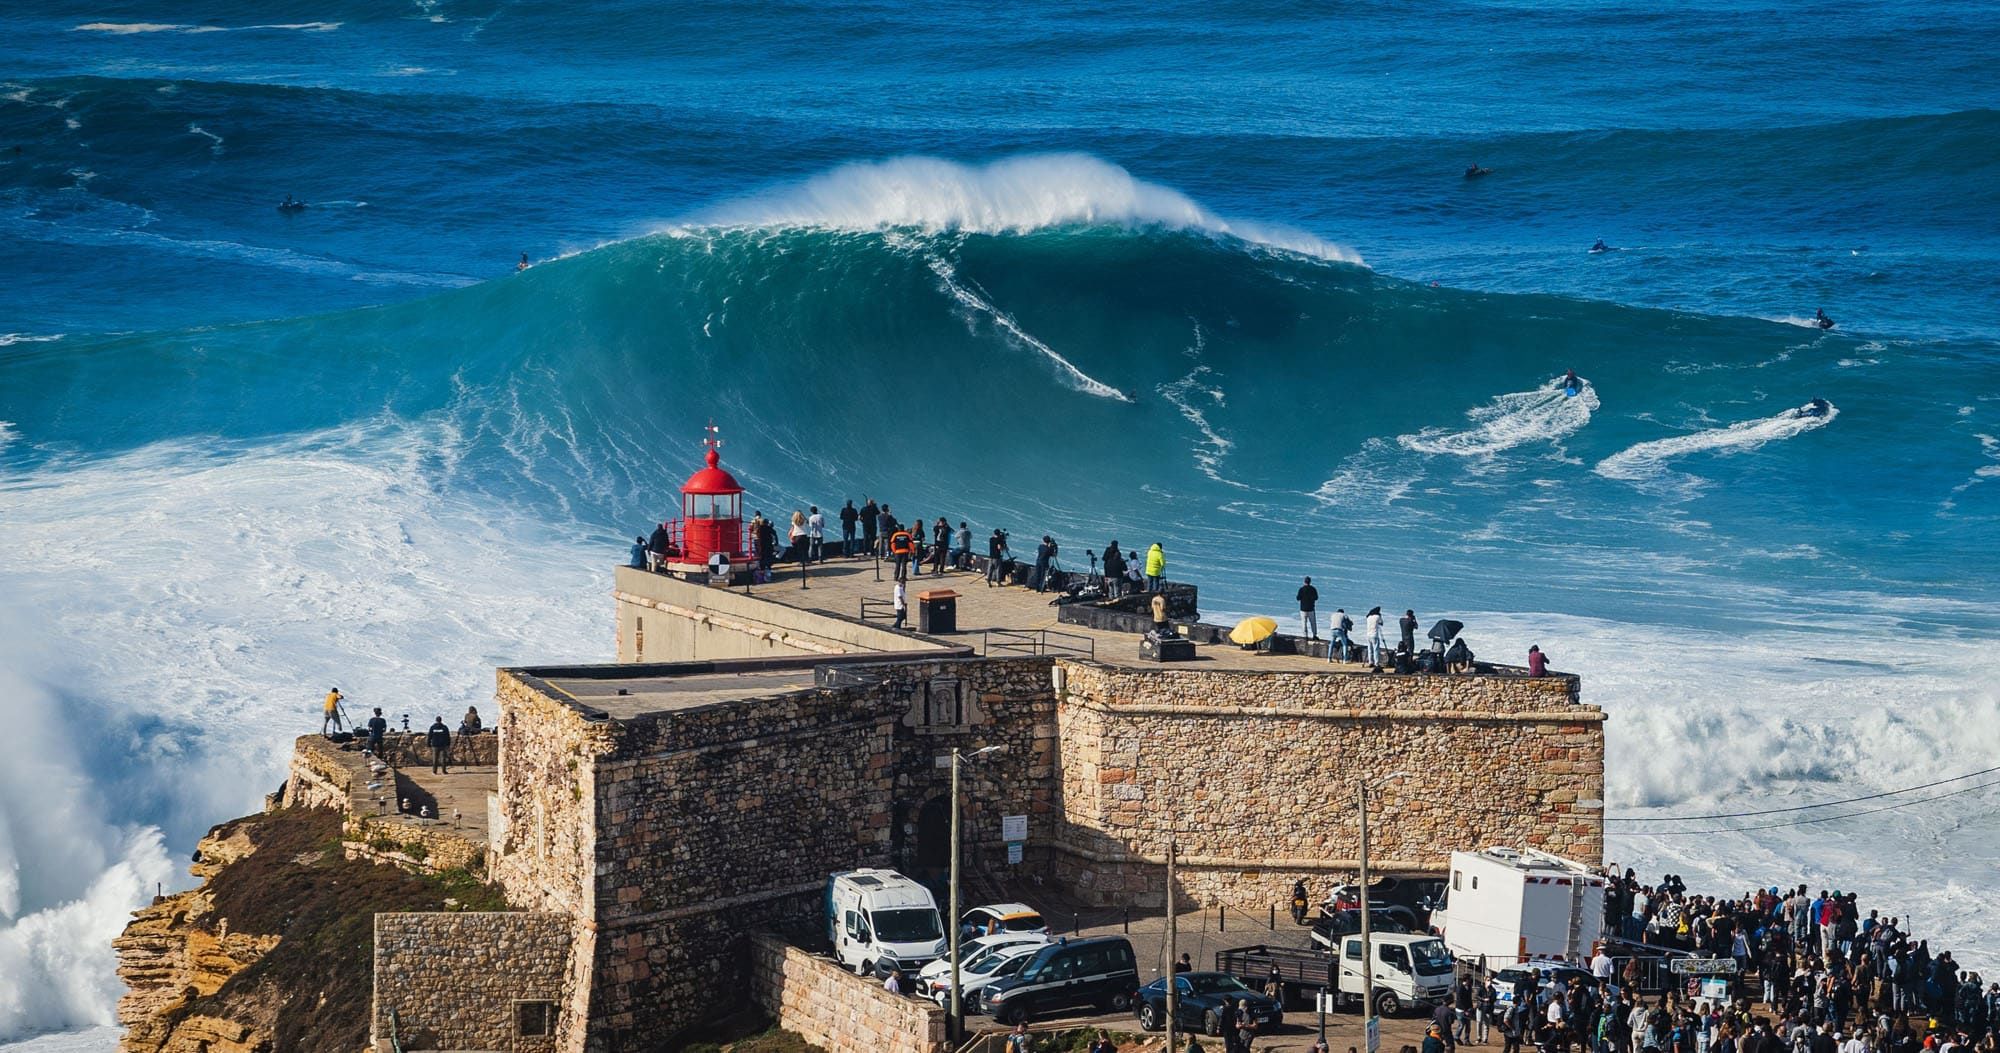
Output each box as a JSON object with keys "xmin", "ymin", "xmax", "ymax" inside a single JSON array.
[{"xmin": 703, "ymin": 419, "xmax": 723, "ymax": 452}]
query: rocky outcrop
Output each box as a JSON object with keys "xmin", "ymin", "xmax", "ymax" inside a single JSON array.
[
  {"xmin": 112, "ymin": 805, "xmax": 515, "ymax": 1053},
  {"xmin": 114, "ymin": 821, "xmax": 283, "ymax": 1053}
]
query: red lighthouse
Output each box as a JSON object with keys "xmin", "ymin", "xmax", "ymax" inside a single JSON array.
[{"xmin": 674, "ymin": 423, "xmax": 745, "ymax": 568}]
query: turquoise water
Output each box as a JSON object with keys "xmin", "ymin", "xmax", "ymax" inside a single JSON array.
[{"xmin": 3, "ymin": 0, "xmax": 2000, "ymax": 1041}]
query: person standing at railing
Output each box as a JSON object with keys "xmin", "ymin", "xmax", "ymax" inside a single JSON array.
[
  {"xmin": 841, "ymin": 499, "xmax": 860, "ymax": 555},
  {"xmin": 628, "ymin": 536, "xmax": 647, "ymax": 569},
  {"xmin": 1297, "ymin": 577, "xmax": 1320, "ymax": 640},
  {"xmin": 931, "ymin": 517, "xmax": 949, "ymax": 576},
  {"xmin": 807, "ymin": 505, "xmax": 825, "ymax": 563},
  {"xmin": 322, "ymin": 687, "xmax": 346, "ymax": 735},
  {"xmin": 1145, "ymin": 542, "xmax": 1166, "ymax": 592}
]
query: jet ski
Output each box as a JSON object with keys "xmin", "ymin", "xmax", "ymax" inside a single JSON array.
[
  {"xmin": 1798, "ymin": 398, "xmax": 1832, "ymax": 418},
  {"xmin": 1559, "ymin": 371, "xmax": 1583, "ymax": 398},
  {"xmin": 277, "ymin": 200, "xmax": 308, "ymax": 213},
  {"xmin": 1464, "ymin": 164, "xmax": 1493, "ymax": 179},
  {"xmin": 1589, "ymin": 239, "xmax": 1614, "ymax": 254}
]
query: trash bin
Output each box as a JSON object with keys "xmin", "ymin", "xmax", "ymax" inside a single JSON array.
[{"xmin": 916, "ymin": 589, "xmax": 958, "ymax": 634}]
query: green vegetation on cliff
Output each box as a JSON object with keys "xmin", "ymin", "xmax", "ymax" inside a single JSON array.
[{"xmin": 163, "ymin": 807, "xmax": 510, "ymax": 1053}]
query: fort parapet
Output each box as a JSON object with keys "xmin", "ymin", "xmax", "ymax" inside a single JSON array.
[{"xmin": 360, "ymin": 560, "xmax": 1603, "ymax": 1050}]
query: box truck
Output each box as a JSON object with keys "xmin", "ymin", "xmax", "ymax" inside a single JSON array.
[{"xmin": 1429, "ymin": 847, "xmax": 1604, "ymax": 966}]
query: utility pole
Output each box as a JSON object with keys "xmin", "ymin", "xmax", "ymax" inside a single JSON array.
[
  {"xmin": 947, "ymin": 745, "xmax": 1004, "ymax": 1043},
  {"xmin": 1359, "ymin": 779, "xmax": 1376, "ymax": 1053},
  {"xmin": 948, "ymin": 747, "xmax": 962, "ymax": 1043},
  {"xmin": 1165, "ymin": 833, "xmax": 1179, "ymax": 1053},
  {"xmin": 1360, "ymin": 780, "xmax": 1376, "ymax": 1053}
]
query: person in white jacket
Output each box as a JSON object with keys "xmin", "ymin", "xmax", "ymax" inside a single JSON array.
[{"xmin": 1365, "ymin": 606, "xmax": 1386, "ymax": 667}]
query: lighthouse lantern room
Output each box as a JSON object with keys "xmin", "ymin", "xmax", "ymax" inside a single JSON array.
[{"xmin": 673, "ymin": 423, "xmax": 746, "ymax": 569}]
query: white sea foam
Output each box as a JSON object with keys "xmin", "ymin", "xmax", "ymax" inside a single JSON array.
[
  {"xmin": 926, "ymin": 256, "xmax": 1132, "ymax": 401},
  {"xmin": 74, "ymin": 21, "xmax": 341, "ymax": 33},
  {"xmin": 1594, "ymin": 401, "xmax": 1836, "ymax": 486},
  {"xmin": 0, "ymin": 334, "xmax": 63, "ymax": 347},
  {"xmin": 1399, "ymin": 377, "xmax": 1599, "ymax": 457},
  {"xmin": 696, "ymin": 154, "xmax": 1364, "ymax": 265},
  {"xmin": 186, "ymin": 123, "xmax": 223, "ymax": 157},
  {"xmin": 1461, "ymin": 609, "xmax": 2000, "ymax": 971},
  {"xmin": 0, "ymin": 420, "xmax": 610, "ymax": 1043},
  {"xmin": 1159, "ymin": 362, "xmax": 1246, "ymax": 489}
]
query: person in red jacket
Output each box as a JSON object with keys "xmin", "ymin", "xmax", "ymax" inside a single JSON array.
[{"xmin": 1528, "ymin": 645, "xmax": 1548, "ymax": 677}]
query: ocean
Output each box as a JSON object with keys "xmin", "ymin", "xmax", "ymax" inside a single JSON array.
[{"xmin": 3, "ymin": 0, "xmax": 1998, "ymax": 1043}]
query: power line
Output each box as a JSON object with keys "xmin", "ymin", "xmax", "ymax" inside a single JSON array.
[
  {"xmin": 1609, "ymin": 775, "xmax": 2000, "ymax": 836},
  {"xmin": 1604, "ymin": 763, "xmax": 2000, "ymax": 822}
]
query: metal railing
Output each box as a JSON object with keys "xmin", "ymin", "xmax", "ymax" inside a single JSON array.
[
  {"xmin": 858, "ymin": 598, "xmax": 898, "ymax": 622},
  {"xmin": 981, "ymin": 629, "xmax": 1095, "ymax": 659}
]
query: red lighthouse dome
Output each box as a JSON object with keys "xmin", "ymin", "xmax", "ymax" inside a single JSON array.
[{"xmin": 676, "ymin": 427, "xmax": 745, "ymax": 566}]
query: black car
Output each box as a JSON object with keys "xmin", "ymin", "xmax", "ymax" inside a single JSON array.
[
  {"xmin": 981, "ymin": 936, "xmax": 1138, "ymax": 1024},
  {"xmin": 1309, "ymin": 908, "xmax": 1412, "ymax": 951},
  {"xmin": 1135, "ymin": 971, "xmax": 1285, "ymax": 1035}
]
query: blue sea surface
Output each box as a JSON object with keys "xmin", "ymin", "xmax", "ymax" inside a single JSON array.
[{"xmin": 2, "ymin": 0, "xmax": 1999, "ymax": 1042}]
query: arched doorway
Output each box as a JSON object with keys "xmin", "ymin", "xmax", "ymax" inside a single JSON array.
[{"xmin": 912, "ymin": 796, "xmax": 951, "ymax": 880}]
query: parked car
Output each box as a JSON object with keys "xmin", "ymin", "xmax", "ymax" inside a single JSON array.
[
  {"xmin": 1134, "ymin": 971, "xmax": 1285, "ymax": 1035},
  {"xmin": 916, "ymin": 942, "xmax": 1040, "ymax": 1009},
  {"xmin": 1490, "ymin": 961, "xmax": 1598, "ymax": 1012},
  {"xmin": 959, "ymin": 902, "xmax": 1048, "ymax": 940},
  {"xmin": 981, "ymin": 936, "xmax": 1138, "ymax": 1024},
  {"xmin": 916, "ymin": 931, "xmax": 1050, "ymax": 990},
  {"xmin": 1309, "ymin": 908, "xmax": 1412, "ymax": 951},
  {"xmin": 1324, "ymin": 877, "xmax": 1448, "ymax": 929}
]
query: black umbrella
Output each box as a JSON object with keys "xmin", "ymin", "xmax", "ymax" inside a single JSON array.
[{"xmin": 1426, "ymin": 619, "xmax": 1464, "ymax": 645}]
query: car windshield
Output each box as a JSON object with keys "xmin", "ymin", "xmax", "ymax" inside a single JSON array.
[
  {"xmin": 1189, "ymin": 975, "xmax": 1252, "ymax": 996},
  {"xmin": 872, "ymin": 908, "xmax": 942, "ymax": 943},
  {"xmin": 967, "ymin": 950, "xmax": 1017, "ymax": 974},
  {"xmin": 1410, "ymin": 939, "xmax": 1454, "ymax": 975}
]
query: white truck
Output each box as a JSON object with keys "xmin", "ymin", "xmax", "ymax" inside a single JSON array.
[
  {"xmin": 825, "ymin": 868, "xmax": 947, "ymax": 977},
  {"xmin": 1229, "ymin": 932, "xmax": 1456, "ymax": 1017},
  {"xmin": 1429, "ymin": 847, "xmax": 1605, "ymax": 967}
]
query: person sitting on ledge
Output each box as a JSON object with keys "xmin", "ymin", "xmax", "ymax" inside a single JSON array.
[
  {"xmin": 459, "ymin": 705, "xmax": 482, "ymax": 736},
  {"xmin": 1527, "ymin": 645, "xmax": 1548, "ymax": 677}
]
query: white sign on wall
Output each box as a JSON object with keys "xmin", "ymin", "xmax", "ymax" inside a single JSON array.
[
  {"xmin": 1001, "ymin": 814, "xmax": 1028, "ymax": 842},
  {"xmin": 1006, "ymin": 842, "xmax": 1023, "ymax": 865}
]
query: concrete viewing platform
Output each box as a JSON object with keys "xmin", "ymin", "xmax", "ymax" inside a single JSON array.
[{"xmin": 614, "ymin": 556, "xmax": 1567, "ymax": 679}]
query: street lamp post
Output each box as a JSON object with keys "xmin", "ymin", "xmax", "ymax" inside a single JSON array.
[
  {"xmin": 948, "ymin": 745, "xmax": 1006, "ymax": 1043},
  {"xmin": 1358, "ymin": 769, "xmax": 1407, "ymax": 1053}
]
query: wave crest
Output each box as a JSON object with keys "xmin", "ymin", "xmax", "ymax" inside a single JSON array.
[{"xmin": 692, "ymin": 153, "xmax": 1364, "ymax": 264}]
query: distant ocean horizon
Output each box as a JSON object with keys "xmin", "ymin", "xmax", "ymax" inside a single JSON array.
[{"xmin": 4, "ymin": 0, "xmax": 1999, "ymax": 1044}]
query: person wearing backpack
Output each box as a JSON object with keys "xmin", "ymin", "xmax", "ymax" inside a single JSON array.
[{"xmin": 1329, "ymin": 609, "xmax": 1353, "ymax": 664}]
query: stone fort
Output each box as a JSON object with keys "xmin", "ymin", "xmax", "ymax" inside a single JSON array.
[{"xmin": 306, "ymin": 538, "xmax": 1606, "ymax": 1052}]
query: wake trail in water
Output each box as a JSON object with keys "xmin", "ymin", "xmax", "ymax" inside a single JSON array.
[
  {"xmin": 1157, "ymin": 325, "xmax": 1248, "ymax": 488},
  {"xmin": 926, "ymin": 256, "xmax": 1132, "ymax": 402},
  {"xmin": 1399, "ymin": 377, "xmax": 1601, "ymax": 457},
  {"xmin": 1595, "ymin": 401, "xmax": 1838, "ymax": 484}
]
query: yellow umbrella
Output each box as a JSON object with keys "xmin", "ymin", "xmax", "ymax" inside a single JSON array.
[{"xmin": 1228, "ymin": 616, "xmax": 1279, "ymax": 646}]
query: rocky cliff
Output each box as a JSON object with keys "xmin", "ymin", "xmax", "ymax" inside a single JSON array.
[{"xmin": 113, "ymin": 806, "xmax": 509, "ymax": 1053}]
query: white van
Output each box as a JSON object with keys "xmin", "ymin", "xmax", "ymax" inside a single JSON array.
[
  {"xmin": 1429, "ymin": 847, "xmax": 1605, "ymax": 966},
  {"xmin": 825, "ymin": 868, "xmax": 947, "ymax": 977},
  {"xmin": 1321, "ymin": 932, "xmax": 1457, "ymax": 1016}
]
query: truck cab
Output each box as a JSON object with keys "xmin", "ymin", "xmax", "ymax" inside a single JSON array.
[
  {"xmin": 1329, "ymin": 933, "xmax": 1457, "ymax": 1016},
  {"xmin": 826, "ymin": 868, "xmax": 947, "ymax": 977}
]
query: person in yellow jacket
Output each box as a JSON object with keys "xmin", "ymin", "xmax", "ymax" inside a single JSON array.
[
  {"xmin": 322, "ymin": 687, "xmax": 345, "ymax": 735},
  {"xmin": 1144, "ymin": 543, "xmax": 1166, "ymax": 593}
]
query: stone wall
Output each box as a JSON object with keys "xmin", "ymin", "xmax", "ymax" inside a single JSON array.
[
  {"xmin": 371, "ymin": 730, "xmax": 500, "ymax": 770},
  {"xmin": 1049, "ymin": 661, "xmax": 1603, "ymax": 909},
  {"xmin": 489, "ymin": 671, "xmax": 614, "ymax": 1051},
  {"xmin": 371, "ymin": 912, "xmax": 572, "ymax": 1053},
  {"xmin": 281, "ymin": 735, "xmax": 361, "ymax": 811},
  {"xmin": 749, "ymin": 935, "xmax": 945, "ymax": 1053},
  {"xmin": 346, "ymin": 813, "xmax": 485, "ymax": 874},
  {"xmin": 577, "ymin": 672, "xmax": 906, "ymax": 1046}
]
